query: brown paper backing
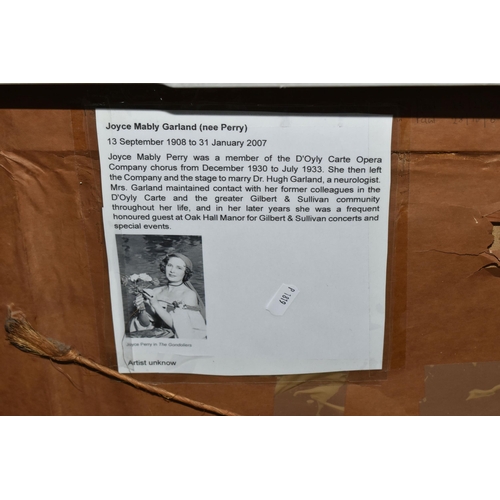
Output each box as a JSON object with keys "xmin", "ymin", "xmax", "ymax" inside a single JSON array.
[{"xmin": 3, "ymin": 103, "xmax": 500, "ymax": 415}]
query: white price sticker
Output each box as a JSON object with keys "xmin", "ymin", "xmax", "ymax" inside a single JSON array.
[{"xmin": 266, "ymin": 284, "xmax": 300, "ymax": 316}]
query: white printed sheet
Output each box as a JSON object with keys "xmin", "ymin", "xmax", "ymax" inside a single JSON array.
[{"xmin": 95, "ymin": 110, "xmax": 392, "ymax": 375}]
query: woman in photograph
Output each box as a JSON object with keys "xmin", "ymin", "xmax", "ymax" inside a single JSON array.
[{"xmin": 130, "ymin": 253, "xmax": 206, "ymax": 339}]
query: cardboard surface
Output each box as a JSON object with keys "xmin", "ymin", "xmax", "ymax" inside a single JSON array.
[
  {"xmin": 346, "ymin": 145, "xmax": 500, "ymax": 415},
  {"xmin": 0, "ymin": 110, "xmax": 275, "ymax": 415},
  {"xmin": 421, "ymin": 362, "xmax": 500, "ymax": 416},
  {"xmin": 2, "ymin": 105, "xmax": 500, "ymax": 415}
]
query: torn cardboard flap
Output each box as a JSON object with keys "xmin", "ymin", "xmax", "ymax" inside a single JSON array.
[
  {"xmin": 404, "ymin": 152, "xmax": 500, "ymax": 373},
  {"xmin": 408, "ymin": 154, "xmax": 500, "ymax": 256}
]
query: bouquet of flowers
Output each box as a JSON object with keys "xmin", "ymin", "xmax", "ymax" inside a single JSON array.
[{"xmin": 121, "ymin": 273, "xmax": 160, "ymax": 310}]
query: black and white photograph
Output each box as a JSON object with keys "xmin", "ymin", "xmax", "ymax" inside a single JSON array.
[{"xmin": 116, "ymin": 234, "xmax": 207, "ymax": 339}]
